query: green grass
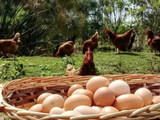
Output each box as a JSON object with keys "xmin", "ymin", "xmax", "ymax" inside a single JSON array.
[{"xmin": 0, "ymin": 51, "xmax": 160, "ymax": 83}]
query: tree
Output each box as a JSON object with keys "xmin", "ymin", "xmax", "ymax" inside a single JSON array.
[
  {"xmin": 101, "ymin": 0, "xmax": 129, "ymax": 33},
  {"xmin": 79, "ymin": 0, "xmax": 102, "ymax": 41},
  {"xmin": 127, "ymin": 0, "xmax": 160, "ymax": 50}
]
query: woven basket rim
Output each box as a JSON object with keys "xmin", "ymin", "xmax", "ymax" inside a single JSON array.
[{"xmin": 2, "ymin": 74, "xmax": 160, "ymax": 120}]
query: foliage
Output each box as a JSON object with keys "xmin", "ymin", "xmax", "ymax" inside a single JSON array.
[{"xmin": 0, "ymin": 59, "xmax": 25, "ymax": 81}]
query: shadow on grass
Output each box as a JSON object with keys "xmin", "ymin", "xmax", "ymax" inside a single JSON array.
[
  {"xmin": 0, "ymin": 58, "xmax": 16, "ymax": 61},
  {"xmin": 115, "ymin": 52, "xmax": 139, "ymax": 56}
]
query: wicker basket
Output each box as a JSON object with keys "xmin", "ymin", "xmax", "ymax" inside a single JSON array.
[{"xmin": 1, "ymin": 74, "xmax": 160, "ymax": 120}]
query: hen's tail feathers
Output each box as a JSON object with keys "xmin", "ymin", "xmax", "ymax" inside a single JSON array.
[
  {"xmin": 127, "ymin": 34, "xmax": 136, "ymax": 50},
  {"xmin": 67, "ymin": 35, "xmax": 77, "ymax": 44},
  {"xmin": 13, "ymin": 33, "xmax": 20, "ymax": 43},
  {"xmin": 53, "ymin": 44, "xmax": 62, "ymax": 55}
]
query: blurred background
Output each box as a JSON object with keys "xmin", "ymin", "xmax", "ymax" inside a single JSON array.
[{"xmin": 0, "ymin": 0, "xmax": 159, "ymax": 56}]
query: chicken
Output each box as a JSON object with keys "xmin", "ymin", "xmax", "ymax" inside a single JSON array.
[
  {"xmin": 65, "ymin": 47, "xmax": 96, "ymax": 76},
  {"xmin": 146, "ymin": 29, "xmax": 160, "ymax": 52},
  {"xmin": 52, "ymin": 41, "xmax": 75, "ymax": 57},
  {"xmin": 119, "ymin": 34, "xmax": 136, "ymax": 52},
  {"xmin": 82, "ymin": 32, "xmax": 99, "ymax": 54},
  {"xmin": 105, "ymin": 28, "xmax": 134, "ymax": 53},
  {"xmin": 52, "ymin": 35, "xmax": 77, "ymax": 56},
  {"xmin": 0, "ymin": 33, "xmax": 20, "ymax": 59}
]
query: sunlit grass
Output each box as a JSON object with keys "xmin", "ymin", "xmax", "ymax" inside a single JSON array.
[{"xmin": 0, "ymin": 51, "xmax": 160, "ymax": 83}]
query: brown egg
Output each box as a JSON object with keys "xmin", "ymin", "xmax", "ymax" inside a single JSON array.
[
  {"xmin": 61, "ymin": 110, "xmax": 82, "ymax": 115},
  {"xmin": 72, "ymin": 89, "xmax": 93, "ymax": 103},
  {"xmin": 72, "ymin": 89, "xmax": 84, "ymax": 94},
  {"xmin": 73, "ymin": 105, "xmax": 97, "ymax": 115},
  {"xmin": 59, "ymin": 110, "xmax": 82, "ymax": 120},
  {"xmin": 37, "ymin": 92, "xmax": 53, "ymax": 104},
  {"xmin": 67, "ymin": 84, "xmax": 84, "ymax": 97},
  {"xmin": 100, "ymin": 106, "xmax": 119, "ymax": 114},
  {"xmin": 152, "ymin": 96, "xmax": 160, "ymax": 104},
  {"xmin": 93, "ymin": 87, "xmax": 115, "ymax": 107},
  {"xmin": 91, "ymin": 106, "xmax": 102, "ymax": 114},
  {"xmin": 42, "ymin": 94, "xmax": 65, "ymax": 113},
  {"xmin": 113, "ymin": 94, "xmax": 144, "ymax": 110},
  {"xmin": 108, "ymin": 80, "xmax": 130, "ymax": 97},
  {"xmin": 29, "ymin": 104, "xmax": 43, "ymax": 112},
  {"xmin": 86, "ymin": 76, "xmax": 110, "ymax": 93},
  {"xmin": 134, "ymin": 87, "xmax": 153, "ymax": 106},
  {"xmin": 64, "ymin": 94, "xmax": 91, "ymax": 111},
  {"xmin": 49, "ymin": 107, "xmax": 65, "ymax": 114}
]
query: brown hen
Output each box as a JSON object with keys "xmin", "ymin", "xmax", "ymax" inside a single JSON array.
[
  {"xmin": 146, "ymin": 29, "xmax": 160, "ymax": 52},
  {"xmin": 105, "ymin": 28, "xmax": 134, "ymax": 53},
  {"xmin": 82, "ymin": 32, "xmax": 99, "ymax": 54},
  {"xmin": 0, "ymin": 33, "xmax": 20, "ymax": 59},
  {"xmin": 52, "ymin": 41, "xmax": 75, "ymax": 57},
  {"xmin": 65, "ymin": 47, "xmax": 96, "ymax": 76}
]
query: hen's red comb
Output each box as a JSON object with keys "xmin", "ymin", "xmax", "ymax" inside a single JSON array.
[
  {"xmin": 146, "ymin": 29, "xmax": 151, "ymax": 34},
  {"xmin": 105, "ymin": 29, "xmax": 109, "ymax": 34}
]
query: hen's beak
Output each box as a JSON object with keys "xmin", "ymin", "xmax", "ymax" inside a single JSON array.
[
  {"xmin": 87, "ymin": 54, "xmax": 91, "ymax": 61},
  {"xmin": 87, "ymin": 47, "xmax": 91, "ymax": 61}
]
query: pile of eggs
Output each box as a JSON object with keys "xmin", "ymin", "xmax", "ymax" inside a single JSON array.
[{"xmin": 27, "ymin": 76, "xmax": 160, "ymax": 116}]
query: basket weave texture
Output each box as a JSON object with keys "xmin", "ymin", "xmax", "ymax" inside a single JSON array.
[{"xmin": 2, "ymin": 74, "xmax": 160, "ymax": 120}]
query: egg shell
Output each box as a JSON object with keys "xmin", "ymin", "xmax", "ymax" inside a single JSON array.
[
  {"xmin": 29, "ymin": 104, "xmax": 43, "ymax": 112},
  {"xmin": 73, "ymin": 105, "xmax": 97, "ymax": 115},
  {"xmin": 67, "ymin": 84, "xmax": 84, "ymax": 97},
  {"xmin": 152, "ymin": 96, "xmax": 160, "ymax": 104},
  {"xmin": 49, "ymin": 107, "xmax": 65, "ymax": 114},
  {"xmin": 37, "ymin": 92, "xmax": 53, "ymax": 104},
  {"xmin": 93, "ymin": 87, "xmax": 115, "ymax": 107},
  {"xmin": 61, "ymin": 110, "xmax": 82, "ymax": 115},
  {"xmin": 86, "ymin": 76, "xmax": 110, "ymax": 93},
  {"xmin": 64, "ymin": 94, "xmax": 91, "ymax": 111},
  {"xmin": 72, "ymin": 89, "xmax": 93, "ymax": 103},
  {"xmin": 108, "ymin": 80, "xmax": 130, "ymax": 97},
  {"xmin": 100, "ymin": 106, "xmax": 119, "ymax": 114},
  {"xmin": 134, "ymin": 87, "xmax": 153, "ymax": 106},
  {"xmin": 59, "ymin": 110, "xmax": 82, "ymax": 120},
  {"xmin": 42, "ymin": 94, "xmax": 65, "ymax": 113},
  {"xmin": 91, "ymin": 106, "xmax": 102, "ymax": 113},
  {"xmin": 113, "ymin": 94, "xmax": 144, "ymax": 110}
]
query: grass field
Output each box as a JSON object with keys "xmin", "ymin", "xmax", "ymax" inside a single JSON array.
[{"xmin": 0, "ymin": 51, "xmax": 160, "ymax": 83}]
